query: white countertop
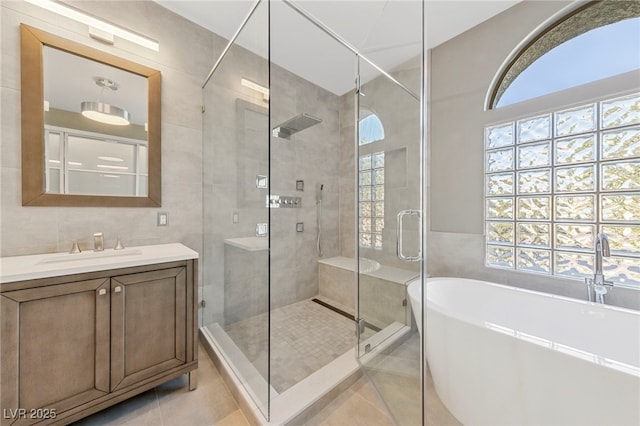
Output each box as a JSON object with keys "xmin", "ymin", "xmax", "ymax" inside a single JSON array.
[{"xmin": 0, "ymin": 243, "xmax": 198, "ymax": 284}]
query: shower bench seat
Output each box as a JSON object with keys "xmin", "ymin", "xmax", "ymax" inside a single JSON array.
[{"xmin": 318, "ymin": 256, "xmax": 419, "ymax": 329}]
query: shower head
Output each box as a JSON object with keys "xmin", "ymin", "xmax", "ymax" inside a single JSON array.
[{"xmin": 272, "ymin": 113, "xmax": 322, "ymax": 140}]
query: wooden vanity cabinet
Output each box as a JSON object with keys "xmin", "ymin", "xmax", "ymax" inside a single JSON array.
[
  {"xmin": 0, "ymin": 260, "xmax": 198, "ymax": 426},
  {"xmin": 1, "ymin": 278, "xmax": 111, "ymax": 420}
]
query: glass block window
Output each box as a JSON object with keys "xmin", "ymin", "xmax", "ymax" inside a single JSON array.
[
  {"xmin": 485, "ymin": 92, "xmax": 640, "ymax": 286},
  {"xmin": 359, "ymin": 151, "xmax": 384, "ymax": 249}
]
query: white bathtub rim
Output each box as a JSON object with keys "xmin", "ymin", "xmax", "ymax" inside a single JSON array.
[
  {"xmin": 422, "ymin": 276, "xmax": 637, "ymax": 313},
  {"xmin": 413, "ymin": 277, "xmax": 640, "ymax": 377}
]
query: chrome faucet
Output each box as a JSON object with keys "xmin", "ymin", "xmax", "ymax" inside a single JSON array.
[
  {"xmin": 93, "ymin": 232, "xmax": 104, "ymax": 252},
  {"xmin": 585, "ymin": 233, "xmax": 613, "ymax": 304}
]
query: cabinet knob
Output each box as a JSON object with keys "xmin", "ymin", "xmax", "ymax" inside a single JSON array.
[
  {"xmin": 98, "ymin": 289, "xmax": 107, "ymax": 296},
  {"xmin": 114, "ymin": 286, "xmax": 122, "ymax": 293}
]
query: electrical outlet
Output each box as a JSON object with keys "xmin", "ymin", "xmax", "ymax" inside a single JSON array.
[{"xmin": 157, "ymin": 212, "xmax": 169, "ymax": 226}]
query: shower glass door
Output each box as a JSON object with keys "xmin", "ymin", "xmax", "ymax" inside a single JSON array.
[
  {"xmin": 201, "ymin": 0, "xmax": 271, "ymax": 418},
  {"xmin": 356, "ymin": 53, "xmax": 423, "ymax": 425}
]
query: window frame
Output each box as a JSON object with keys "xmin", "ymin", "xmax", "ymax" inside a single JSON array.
[{"xmin": 486, "ymin": 1, "xmax": 640, "ymax": 110}]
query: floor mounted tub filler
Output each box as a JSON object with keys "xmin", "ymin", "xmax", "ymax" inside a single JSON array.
[{"xmin": 408, "ymin": 277, "xmax": 640, "ymax": 426}]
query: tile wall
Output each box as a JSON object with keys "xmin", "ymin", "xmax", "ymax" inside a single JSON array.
[
  {"xmin": 201, "ymin": 40, "xmax": 342, "ymax": 326},
  {"xmin": 0, "ymin": 1, "xmax": 219, "ymax": 267}
]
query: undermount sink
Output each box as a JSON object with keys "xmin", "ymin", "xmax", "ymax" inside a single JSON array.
[
  {"xmin": 0, "ymin": 243, "xmax": 198, "ymax": 284},
  {"xmin": 37, "ymin": 248, "xmax": 143, "ymax": 265}
]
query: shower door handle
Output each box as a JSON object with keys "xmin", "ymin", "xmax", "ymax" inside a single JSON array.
[{"xmin": 396, "ymin": 209, "xmax": 421, "ymax": 261}]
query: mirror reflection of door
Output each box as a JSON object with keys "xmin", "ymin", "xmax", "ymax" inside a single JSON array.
[{"xmin": 43, "ymin": 46, "xmax": 148, "ymax": 197}]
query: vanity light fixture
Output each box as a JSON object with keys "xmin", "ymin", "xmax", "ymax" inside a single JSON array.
[
  {"xmin": 81, "ymin": 77, "xmax": 130, "ymax": 126},
  {"xmin": 24, "ymin": 0, "xmax": 159, "ymax": 51},
  {"xmin": 241, "ymin": 78, "xmax": 269, "ymax": 101}
]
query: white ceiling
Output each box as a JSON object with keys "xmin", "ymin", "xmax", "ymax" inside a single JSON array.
[{"xmin": 156, "ymin": 0, "xmax": 520, "ymax": 95}]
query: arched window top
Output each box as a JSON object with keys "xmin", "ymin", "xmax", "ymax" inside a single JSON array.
[
  {"xmin": 359, "ymin": 110, "xmax": 385, "ymax": 145},
  {"xmin": 488, "ymin": 1, "xmax": 640, "ymax": 109}
]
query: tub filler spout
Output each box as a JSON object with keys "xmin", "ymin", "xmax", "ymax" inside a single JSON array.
[{"xmin": 585, "ymin": 233, "xmax": 613, "ymax": 304}]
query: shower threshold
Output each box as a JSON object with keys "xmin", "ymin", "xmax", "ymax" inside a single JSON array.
[{"xmin": 201, "ymin": 319, "xmax": 409, "ymax": 424}]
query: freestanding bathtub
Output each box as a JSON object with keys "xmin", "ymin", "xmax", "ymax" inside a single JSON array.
[{"xmin": 408, "ymin": 277, "xmax": 640, "ymax": 426}]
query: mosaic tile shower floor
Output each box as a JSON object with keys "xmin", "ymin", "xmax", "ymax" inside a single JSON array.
[{"xmin": 223, "ymin": 298, "xmax": 374, "ymax": 393}]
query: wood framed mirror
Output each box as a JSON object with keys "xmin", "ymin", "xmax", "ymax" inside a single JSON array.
[{"xmin": 21, "ymin": 24, "xmax": 161, "ymax": 207}]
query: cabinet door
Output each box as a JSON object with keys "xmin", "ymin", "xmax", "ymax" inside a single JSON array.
[
  {"xmin": 1, "ymin": 279, "xmax": 110, "ymax": 423},
  {"xmin": 110, "ymin": 267, "xmax": 187, "ymax": 391}
]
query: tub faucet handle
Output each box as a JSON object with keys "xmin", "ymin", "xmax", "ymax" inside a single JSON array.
[
  {"xmin": 114, "ymin": 238, "xmax": 125, "ymax": 250},
  {"xmin": 585, "ymin": 276, "xmax": 614, "ymax": 304},
  {"xmin": 69, "ymin": 241, "xmax": 82, "ymax": 254}
]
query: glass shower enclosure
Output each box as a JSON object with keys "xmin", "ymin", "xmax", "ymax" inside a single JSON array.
[
  {"xmin": 201, "ymin": 0, "xmax": 424, "ymax": 423},
  {"xmin": 202, "ymin": 1, "xmax": 270, "ymax": 416}
]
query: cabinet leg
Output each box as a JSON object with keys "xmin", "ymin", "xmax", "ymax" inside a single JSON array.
[{"xmin": 188, "ymin": 370, "xmax": 197, "ymax": 391}]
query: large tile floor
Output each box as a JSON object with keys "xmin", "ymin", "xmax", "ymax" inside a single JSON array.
[
  {"xmin": 71, "ymin": 342, "xmax": 398, "ymax": 426},
  {"xmin": 361, "ymin": 334, "xmax": 460, "ymax": 426},
  {"xmin": 72, "ymin": 345, "xmax": 249, "ymax": 426},
  {"xmin": 72, "ymin": 298, "xmax": 459, "ymax": 426}
]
